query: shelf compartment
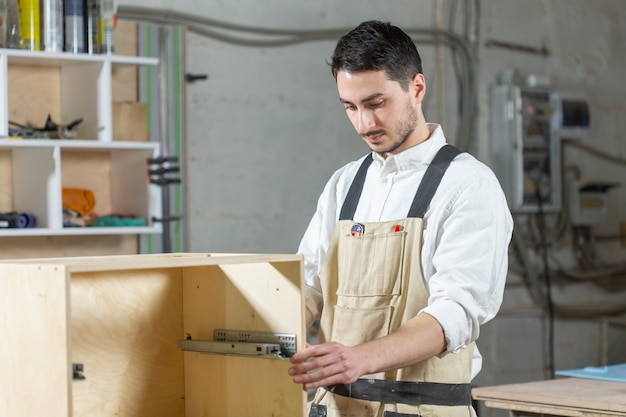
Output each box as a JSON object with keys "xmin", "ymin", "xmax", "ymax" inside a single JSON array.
[
  {"xmin": 0, "ymin": 144, "xmax": 59, "ymax": 230},
  {"xmin": 0, "ymin": 140, "xmax": 161, "ymax": 236},
  {"xmin": 2, "ymin": 48, "xmax": 158, "ymax": 141}
]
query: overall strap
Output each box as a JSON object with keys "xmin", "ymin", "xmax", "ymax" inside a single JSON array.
[
  {"xmin": 338, "ymin": 145, "xmax": 462, "ymax": 221},
  {"xmin": 338, "ymin": 153, "xmax": 373, "ymax": 221},
  {"xmin": 407, "ymin": 144, "xmax": 462, "ymax": 218}
]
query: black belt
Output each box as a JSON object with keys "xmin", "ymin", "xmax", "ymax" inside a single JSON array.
[{"xmin": 325, "ymin": 379, "xmax": 472, "ymax": 406}]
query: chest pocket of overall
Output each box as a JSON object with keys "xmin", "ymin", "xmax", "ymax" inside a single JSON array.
[
  {"xmin": 329, "ymin": 222, "xmax": 408, "ymax": 358},
  {"xmin": 336, "ymin": 226, "xmax": 406, "ymax": 297}
]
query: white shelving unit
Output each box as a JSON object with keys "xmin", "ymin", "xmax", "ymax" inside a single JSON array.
[{"xmin": 0, "ymin": 48, "xmax": 162, "ymax": 237}]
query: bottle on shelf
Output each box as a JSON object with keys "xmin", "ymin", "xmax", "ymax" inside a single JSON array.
[
  {"xmin": 19, "ymin": 0, "xmax": 41, "ymax": 50},
  {"xmin": 85, "ymin": 0, "xmax": 101, "ymax": 54},
  {"xmin": 99, "ymin": 0, "xmax": 115, "ymax": 54},
  {"xmin": 6, "ymin": 0, "xmax": 22, "ymax": 48},
  {"xmin": 64, "ymin": 0, "xmax": 85, "ymax": 53},
  {"xmin": 43, "ymin": 0, "xmax": 64, "ymax": 52},
  {"xmin": 0, "ymin": 0, "xmax": 6, "ymax": 48}
]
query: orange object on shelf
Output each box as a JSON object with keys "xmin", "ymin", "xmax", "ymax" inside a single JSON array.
[{"xmin": 62, "ymin": 188, "xmax": 96, "ymax": 216}]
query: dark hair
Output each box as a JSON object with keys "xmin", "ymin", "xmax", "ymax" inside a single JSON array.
[{"xmin": 330, "ymin": 20, "xmax": 423, "ymax": 90}]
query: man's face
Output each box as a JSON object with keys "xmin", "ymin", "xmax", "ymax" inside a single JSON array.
[{"xmin": 337, "ymin": 70, "xmax": 424, "ymax": 156}]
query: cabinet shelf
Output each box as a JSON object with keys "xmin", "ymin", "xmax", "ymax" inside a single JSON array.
[
  {"xmin": 0, "ymin": 225, "xmax": 160, "ymax": 236},
  {"xmin": 0, "ymin": 47, "xmax": 158, "ymax": 67}
]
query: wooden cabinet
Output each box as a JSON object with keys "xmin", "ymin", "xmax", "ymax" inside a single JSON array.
[
  {"xmin": 0, "ymin": 48, "xmax": 162, "ymax": 237},
  {"xmin": 0, "ymin": 253, "xmax": 307, "ymax": 417}
]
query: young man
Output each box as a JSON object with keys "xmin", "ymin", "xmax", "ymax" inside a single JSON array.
[{"xmin": 288, "ymin": 20, "xmax": 513, "ymax": 417}]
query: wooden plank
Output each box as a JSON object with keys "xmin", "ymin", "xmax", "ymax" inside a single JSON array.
[
  {"xmin": 0, "ymin": 150, "xmax": 12, "ymax": 211},
  {"xmin": 0, "ymin": 252, "xmax": 303, "ymax": 272},
  {"xmin": 71, "ymin": 268, "xmax": 185, "ymax": 417},
  {"xmin": 473, "ymin": 378, "xmax": 626, "ymax": 415},
  {"xmin": 0, "ymin": 235, "xmax": 138, "ymax": 260},
  {"xmin": 482, "ymin": 399, "xmax": 625, "ymax": 417},
  {"xmin": 0, "ymin": 264, "xmax": 71, "ymax": 417}
]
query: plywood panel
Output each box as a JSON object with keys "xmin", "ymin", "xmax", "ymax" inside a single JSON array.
[
  {"xmin": 8, "ymin": 65, "xmax": 61, "ymax": 128},
  {"xmin": 112, "ymin": 19, "xmax": 139, "ymax": 103},
  {"xmin": 182, "ymin": 262, "xmax": 307, "ymax": 417},
  {"xmin": 0, "ymin": 264, "xmax": 71, "ymax": 417},
  {"xmin": 472, "ymin": 378, "xmax": 626, "ymax": 416},
  {"xmin": 70, "ymin": 268, "xmax": 185, "ymax": 417}
]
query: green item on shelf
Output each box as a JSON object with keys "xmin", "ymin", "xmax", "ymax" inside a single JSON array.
[{"xmin": 90, "ymin": 216, "xmax": 146, "ymax": 227}]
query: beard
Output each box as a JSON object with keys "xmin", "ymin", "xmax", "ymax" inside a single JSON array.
[{"xmin": 364, "ymin": 99, "xmax": 419, "ymax": 155}]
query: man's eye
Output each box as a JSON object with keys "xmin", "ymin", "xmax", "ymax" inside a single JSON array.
[
  {"xmin": 369, "ymin": 101, "xmax": 384, "ymax": 108},
  {"xmin": 344, "ymin": 105, "xmax": 356, "ymax": 111}
]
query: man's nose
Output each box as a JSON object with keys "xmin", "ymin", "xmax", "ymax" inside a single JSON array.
[{"xmin": 356, "ymin": 109, "xmax": 376, "ymax": 132}]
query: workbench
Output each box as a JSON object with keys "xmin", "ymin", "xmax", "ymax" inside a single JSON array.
[{"xmin": 472, "ymin": 377, "xmax": 626, "ymax": 416}]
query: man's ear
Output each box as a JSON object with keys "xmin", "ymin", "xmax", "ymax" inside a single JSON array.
[{"xmin": 412, "ymin": 73, "xmax": 426, "ymax": 101}]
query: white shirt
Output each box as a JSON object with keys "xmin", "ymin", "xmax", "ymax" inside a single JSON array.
[{"xmin": 298, "ymin": 124, "xmax": 513, "ymax": 378}]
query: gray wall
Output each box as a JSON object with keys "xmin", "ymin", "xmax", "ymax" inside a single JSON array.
[{"xmin": 119, "ymin": 1, "xmax": 626, "ymax": 416}]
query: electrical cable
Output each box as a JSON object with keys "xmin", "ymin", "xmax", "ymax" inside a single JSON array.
[
  {"xmin": 534, "ymin": 184, "xmax": 555, "ymax": 379},
  {"xmin": 563, "ymin": 140, "xmax": 626, "ymax": 166},
  {"xmin": 117, "ymin": 6, "xmax": 478, "ymax": 151}
]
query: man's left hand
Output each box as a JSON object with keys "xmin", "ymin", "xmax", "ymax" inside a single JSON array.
[{"xmin": 288, "ymin": 342, "xmax": 366, "ymax": 390}]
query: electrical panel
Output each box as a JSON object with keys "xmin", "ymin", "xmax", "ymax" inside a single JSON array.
[{"xmin": 491, "ymin": 85, "xmax": 562, "ymax": 213}]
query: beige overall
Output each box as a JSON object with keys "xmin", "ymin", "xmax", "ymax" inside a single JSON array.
[{"xmin": 310, "ymin": 146, "xmax": 474, "ymax": 417}]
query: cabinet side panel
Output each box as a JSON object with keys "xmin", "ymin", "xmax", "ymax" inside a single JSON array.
[
  {"xmin": 0, "ymin": 264, "xmax": 71, "ymax": 417},
  {"xmin": 182, "ymin": 261, "xmax": 307, "ymax": 417},
  {"xmin": 71, "ymin": 268, "xmax": 185, "ymax": 417}
]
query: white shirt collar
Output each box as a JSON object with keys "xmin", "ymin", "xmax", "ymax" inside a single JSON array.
[{"xmin": 371, "ymin": 123, "xmax": 447, "ymax": 172}]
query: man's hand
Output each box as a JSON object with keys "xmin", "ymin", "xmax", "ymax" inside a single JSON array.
[
  {"xmin": 287, "ymin": 313, "xmax": 447, "ymax": 390},
  {"xmin": 288, "ymin": 342, "xmax": 368, "ymax": 390}
]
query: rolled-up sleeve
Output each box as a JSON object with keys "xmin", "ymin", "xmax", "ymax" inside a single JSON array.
[{"xmin": 421, "ymin": 167, "xmax": 513, "ymax": 354}]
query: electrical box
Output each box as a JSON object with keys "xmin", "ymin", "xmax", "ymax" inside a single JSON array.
[
  {"xmin": 568, "ymin": 182, "xmax": 618, "ymax": 226},
  {"xmin": 491, "ymin": 84, "xmax": 562, "ymax": 213}
]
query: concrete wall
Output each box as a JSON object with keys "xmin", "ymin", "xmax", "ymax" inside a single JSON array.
[
  {"xmin": 118, "ymin": 1, "xmax": 626, "ymax": 416},
  {"xmin": 178, "ymin": 1, "xmax": 447, "ymax": 254}
]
